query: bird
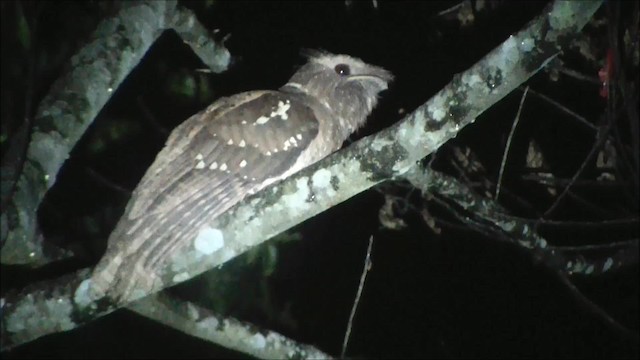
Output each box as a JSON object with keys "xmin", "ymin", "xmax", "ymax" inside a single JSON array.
[{"xmin": 89, "ymin": 50, "xmax": 393, "ymax": 304}]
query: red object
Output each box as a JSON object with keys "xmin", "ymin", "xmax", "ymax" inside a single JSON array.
[{"xmin": 598, "ymin": 48, "xmax": 614, "ymax": 98}]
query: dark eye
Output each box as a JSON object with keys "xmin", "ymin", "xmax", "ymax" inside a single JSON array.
[{"xmin": 334, "ymin": 64, "xmax": 350, "ymax": 76}]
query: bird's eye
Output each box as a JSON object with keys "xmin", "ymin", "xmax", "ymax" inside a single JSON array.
[{"xmin": 334, "ymin": 64, "xmax": 351, "ymax": 76}]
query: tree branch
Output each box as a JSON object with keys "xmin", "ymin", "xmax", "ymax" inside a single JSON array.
[
  {"xmin": 0, "ymin": 0, "xmax": 230, "ymax": 267},
  {"xmin": 129, "ymin": 293, "xmax": 332, "ymax": 359}
]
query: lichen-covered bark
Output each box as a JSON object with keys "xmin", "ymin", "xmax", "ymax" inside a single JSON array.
[{"xmin": 0, "ymin": 0, "xmax": 230, "ymax": 266}]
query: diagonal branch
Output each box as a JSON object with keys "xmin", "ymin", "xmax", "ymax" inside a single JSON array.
[
  {"xmin": 0, "ymin": 0, "xmax": 230, "ymax": 267},
  {"xmin": 129, "ymin": 293, "xmax": 332, "ymax": 359}
]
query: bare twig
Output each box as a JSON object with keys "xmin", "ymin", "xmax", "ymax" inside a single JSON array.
[
  {"xmin": 85, "ymin": 167, "xmax": 131, "ymax": 196},
  {"xmin": 496, "ymin": 86, "xmax": 529, "ymax": 201},
  {"xmin": 555, "ymin": 271, "xmax": 639, "ymax": 341},
  {"xmin": 524, "ymin": 87, "xmax": 596, "ymax": 131},
  {"xmin": 341, "ymin": 236, "xmax": 374, "ymax": 358},
  {"xmin": 540, "ymin": 122, "xmax": 611, "ymax": 220}
]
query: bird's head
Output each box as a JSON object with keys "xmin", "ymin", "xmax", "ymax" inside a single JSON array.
[{"xmin": 282, "ymin": 50, "xmax": 393, "ymax": 134}]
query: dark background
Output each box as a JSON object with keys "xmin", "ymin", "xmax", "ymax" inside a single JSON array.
[{"xmin": 1, "ymin": 0, "xmax": 638, "ymax": 358}]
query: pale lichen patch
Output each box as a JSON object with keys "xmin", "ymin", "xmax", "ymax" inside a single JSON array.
[
  {"xmin": 370, "ymin": 136, "xmax": 394, "ymax": 151},
  {"xmin": 197, "ymin": 316, "xmax": 220, "ymax": 330},
  {"xmin": 312, "ymin": 168, "xmax": 332, "ymax": 190},
  {"xmin": 7, "ymin": 292, "xmax": 76, "ymax": 341},
  {"xmin": 173, "ymin": 272, "xmax": 190, "ymax": 283},
  {"xmin": 248, "ymin": 333, "xmax": 266, "ymax": 349},
  {"xmin": 427, "ymin": 94, "xmax": 447, "ymax": 122},
  {"xmin": 519, "ymin": 37, "xmax": 535, "ymax": 52},
  {"xmin": 281, "ymin": 177, "xmax": 311, "ymax": 211},
  {"xmin": 74, "ymin": 279, "xmax": 93, "ymax": 308},
  {"xmin": 187, "ymin": 302, "xmax": 200, "ymax": 320}
]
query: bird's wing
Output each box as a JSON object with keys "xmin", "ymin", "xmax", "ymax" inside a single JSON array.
[
  {"xmin": 91, "ymin": 90, "xmax": 322, "ymax": 301},
  {"xmin": 129, "ymin": 90, "xmax": 320, "ymax": 221}
]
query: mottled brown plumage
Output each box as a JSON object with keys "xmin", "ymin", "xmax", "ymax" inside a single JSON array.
[{"xmin": 90, "ymin": 51, "xmax": 392, "ymax": 303}]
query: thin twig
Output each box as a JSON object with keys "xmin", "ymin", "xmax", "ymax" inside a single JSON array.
[
  {"xmin": 85, "ymin": 167, "xmax": 131, "ymax": 196},
  {"xmin": 524, "ymin": 87, "xmax": 596, "ymax": 131},
  {"xmin": 555, "ymin": 270, "xmax": 639, "ymax": 341},
  {"xmin": 540, "ymin": 122, "xmax": 611, "ymax": 220},
  {"xmin": 556, "ymin": 66, "xmax": 601, "ymax": 85},
  {"xmin": 136, "ymin": 96, "xmax": 170, "ymax": 137},
  {"xmin": 496, "ymin": 86, "xmax": 529, "ymax": 201},
  {"xmin": 341, "ymin": 236, "xmax": 374, "ymax": 358}
]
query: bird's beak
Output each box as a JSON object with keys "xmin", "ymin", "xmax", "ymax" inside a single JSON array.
[{"xmin": 346, "ymin": 74, "xmax": 392, "ymax": 91}]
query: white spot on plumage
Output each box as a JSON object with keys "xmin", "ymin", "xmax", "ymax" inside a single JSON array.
[
  {"xmin": 227, "ymin": 139, "xmax": 234, "ymax": 145},
  {"xmin": 195, "ymin": 153, "xmax": 204, "ymax": 160},
  {"xmin": 194, "ymin": 227, "xmax": 224, "ymax": 255},
  {"xmin": 255, "ymin": 116, "xmax": 270, "ymax": 125},
  {"xmin": 296, "ymin": 133, "xmax": 302, "ymax": 140},
  {"xmin": 239, "ymin": 160, "xmax": 247, "ymax": 168},
  {"xmin": 209, "ymin": 162, "xmax": 218, "ymax": 170},
  {"xmin": 220, "ymin": 163, "xmax": 228, "ymax": 171},
  {"xmin": 273, "ymin": 100, "xmax": 291, "ymax": 120},
  {"xmin": 239, "ymin": 140, "xmax": 246, "ymax": 147},
  {"xmin": 266, "ymin": 151, "xmax": 272, "ymax": 156},
  {"xmin": 195, "ymin": 161, "xmax": 205, "ymax": 169}
]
